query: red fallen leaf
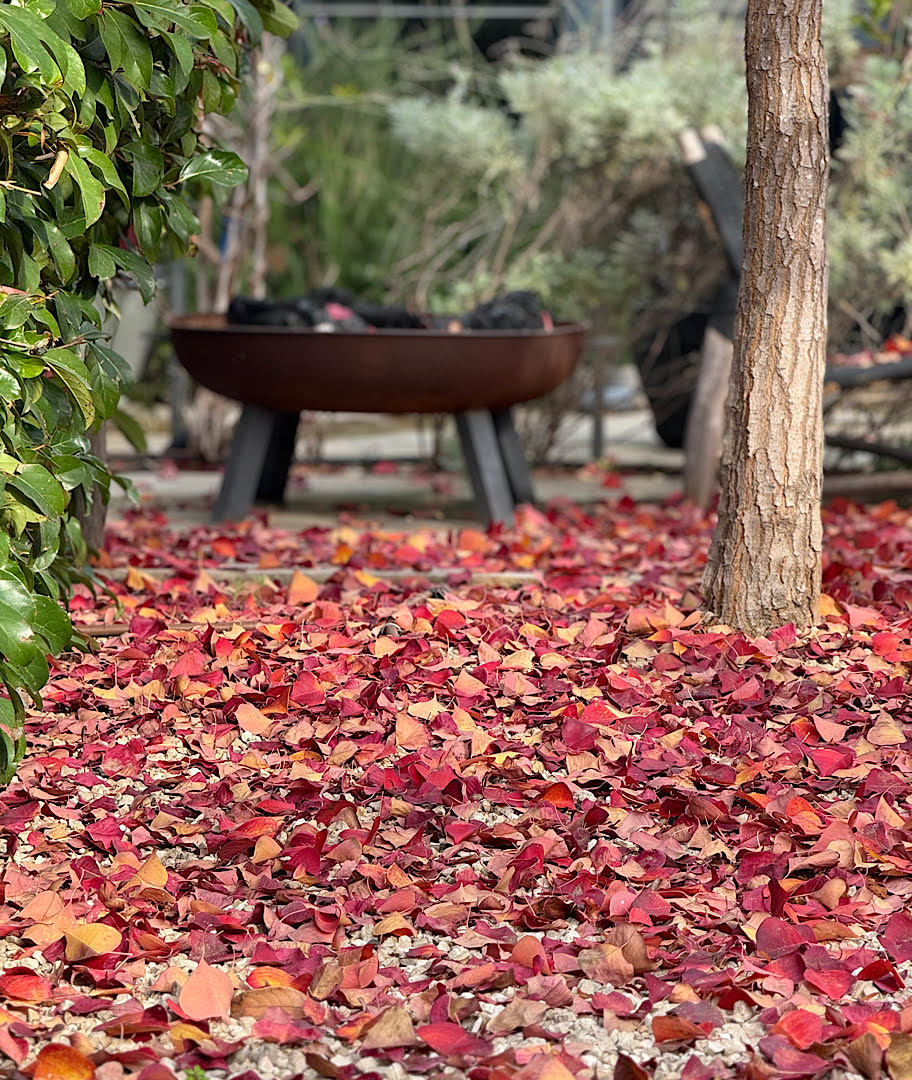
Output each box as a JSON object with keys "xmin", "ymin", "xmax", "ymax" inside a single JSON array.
[
  {"xmin": 0, "ymin": 968, "xmax": 53, "ymax": 1002},
  {"xmin": 562, "ymin": 715, "xmax": 597, "ymax": 751},
  {"xmin": 613, "ymin": 1053, "xmax": 652, "ymax": 1080},
  {"xmin": 773, "ymin": 1009, "xmax": 824, "ymax": 1050},
  {"xmin": 169, "ymin": 647, "xmax": 207, "ymax": 678},
  {"xmin": 754, "ymin": 917, "xmax": 814, "ymax": 958},
  {"xmin": 652, "ymin": 1015, "xmax": 705, "ymax": 1043},
  {"xmin": 235, "ymin": 701, "xmax": 272, "ymax": 735},
  {"xmin": 884, "ymin": 912, "xmax": 912, "ymax": 964},
  {"xmin": 360, "ymin": 1006, "xmax": 418, "ymax": 1050},
  {"xmin": 33, "ymin": 1045, "xmax": 95, "ymax": 1080},
  {"xmin": 859, "ymin": 959, "xmax": 905, "ymax": 992},
  {"xmin": 873, "ymin": 631, "xmax": 902, "ymax": 657},
  {"xmin": 803, "ymin": 967, "xmax": 855, "ymax": 998},
  {"xmin": 0, "ymin": 1026, "xmax": 27, "ymax": 1065},
  {"xmin": 178, "ymin": 959, "xmax": 234, "ymax": 1020},
  {"xmin": 540, "ymin": 781, "xmax": 575, "ymax": 808},
  {"xmin": 416, "ymin": 1021, "xmax": 492, "ymax": 1057},
  {"xmin": 765, "ymin": 1040, "xmax": 828, "ymax": 1075}
]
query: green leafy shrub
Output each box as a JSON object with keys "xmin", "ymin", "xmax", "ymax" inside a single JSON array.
[{"xmin": 0, "ymin": 0, "xmax": 294, "ymax": 780}]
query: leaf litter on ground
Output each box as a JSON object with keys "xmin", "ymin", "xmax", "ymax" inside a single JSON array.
[{"xmin": 2, "ymin": 497, "xmax": 912, "ymax": 1079}]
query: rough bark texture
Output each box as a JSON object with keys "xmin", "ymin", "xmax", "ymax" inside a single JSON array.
[{"xmin": 702, "ymin": 0, "xmax": 829, "ymax": 635}]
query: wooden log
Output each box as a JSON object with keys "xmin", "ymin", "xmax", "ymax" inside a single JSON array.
[{"xmin": 683, "ymin": 325, "xmax": 734, "ymax": 507}]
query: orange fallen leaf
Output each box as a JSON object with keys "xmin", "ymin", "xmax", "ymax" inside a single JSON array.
[
  {"xmin": 178, "ymin": 959, "xmax": 234, "ymax": 1021},
  {"xmin": 19, "ymin": 891, "xmax": 64, "ymax": 923},
  {"xmin": 247, "ymin": 966, "xmax": 295, "ymax": 988},
  {"xmin": 235, "ymin": 701, "xmax": 272, "ymax": 735},
  {"xmin": 34, "ymin": 1044, "xmax": 95, "ymax": 1080},
  {"xmin": 131, "ymin": 852, "xmax": 168, "ymax": 889},
  {"xmin": 287, "ymin": 571, "xmax": 319, "ymax": 605}
]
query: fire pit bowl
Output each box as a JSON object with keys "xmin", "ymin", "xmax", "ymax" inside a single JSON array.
[
  {"xmin": 169, "ymin": 313, "xmax": 585, "ymax": 414},
  {"xmin": 168, "ymin": 313, "xmax": 586, "ymax": 525}
]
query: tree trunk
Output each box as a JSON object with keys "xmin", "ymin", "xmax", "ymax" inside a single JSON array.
[{"xmin": 702, "ymin": 0, "xmax": 829, "ymax": 635}]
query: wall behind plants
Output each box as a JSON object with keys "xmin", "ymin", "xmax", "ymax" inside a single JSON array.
[{"xmin": 0, "ymin": 0, "xmax": 295, "ymax": 780}]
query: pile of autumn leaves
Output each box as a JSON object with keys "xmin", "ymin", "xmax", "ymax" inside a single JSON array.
[{"xmin": 3, "ymin": 499, "xmax": 912, "ymax": 1080}]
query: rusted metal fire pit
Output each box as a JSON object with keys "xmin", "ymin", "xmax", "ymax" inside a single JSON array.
[{"xmin": 170, "ymin": 313, "xmax": 586, "ymax": 523}]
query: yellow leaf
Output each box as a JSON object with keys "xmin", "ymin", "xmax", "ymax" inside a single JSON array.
[{"xmin": 64, "ymin": 923, "xmax": 122, "ymax": 961}]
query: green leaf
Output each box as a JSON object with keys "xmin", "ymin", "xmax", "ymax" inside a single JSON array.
[
  {"xmin": 42, "ymin": 221, "xmax": 76, "ymax": 283},
  {"xmin": 32, "ymin": 596, "xmax": 71, "ymax": 654},
  {"xmin": 112, "ymin": 407, "xmax": 147, "ymax": 452},
  {"xmin": 0, "ymin": 571, "xmax": 38, "ymax": 668},
  {"xmin": 215, "ymin": 0, "xmax": 262, "ymax": 39},
  {"xmin": 43, "ymin": 349, "xmax": 96, "ymax": 427},
  {"xmin": 78, "ymin": 146, "xmax": 129, "ymax": 205},
  {"xmin": 178, "ymin": 148, "xmax": 248, "ymax": 188},
  {"xmin": 0, "ymin": 6, "xmax": 61, "ymax": 84},
  {"xmin": 0, "ymin": 5, "xmax": 85, "ymax": 96},
  {"xmin": 7, "ymin": 464, "xmax": 66, "ymax": 519},
  {"xmin": 124, "ymin": 141, "xmax": 164, "ymax": 198},
  {"xmin": 65, "ymin": 152, "xmax": 106, "ymax": 227},
  {"xmin": 94, "ymin": 245, "xmax": 156, "ymax": 303},
  {"xmin": 65, "ymin": 0, "xmax": 102, "ymax": 16},
  {"xmin": 132, "ymin": 201, "xmax": 163, "ymax": 257},
  {"xmin": 88, "ymin": 244, "xmax": 117, "ymax": 281},
  {"xmin": 260, "ymin": 0, "xmax": 297, "ymax": 37},
  {"xmin": 130, "ymin": 0, "xmax": 212, "ymax": 36},
  {"xmin": 99, "ymin": 9, "xmax": 153, "ymax": 88},
  {"xmin": 0, "ymin": 296, "xmax": 35, "ymax": 332}
]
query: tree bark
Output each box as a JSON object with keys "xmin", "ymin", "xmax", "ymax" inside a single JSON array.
[{"xmin": 702, "ymin": 0, "xmax": 829, "ymax": 636}]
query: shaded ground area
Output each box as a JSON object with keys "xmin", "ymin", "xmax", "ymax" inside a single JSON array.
[{"xmin": 2, "ymin": 499, "xmax": 912, "ymax": 1079}]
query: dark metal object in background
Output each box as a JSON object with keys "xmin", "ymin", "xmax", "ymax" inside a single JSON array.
[
  {"xmin": 170, "ymin": 315, "xmax": 582, "ymax": 414},
  {"xmin": 170, "ymin": 315, "xmax": 585, "ymax": 525}
]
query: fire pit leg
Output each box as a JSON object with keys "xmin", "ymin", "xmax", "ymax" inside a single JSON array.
[
  {"xmin": 492, "ymin": 408, "xmax": 535, "ymax": 506},
  {"xmin": 213, "ymin": 404, "xmax": 278, "ymax": 522},
  {"xmin": 455, "ymin": 410, "xmax": 516, "ymax": 526},
  {"xmin": 256, "ymin": 411, "xmax": 300, "ymax": 504}
]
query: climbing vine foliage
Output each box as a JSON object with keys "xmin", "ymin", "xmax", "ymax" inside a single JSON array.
[{"xmin": 0, "ymin": 0, "xmax": 295, "ymax": 780}]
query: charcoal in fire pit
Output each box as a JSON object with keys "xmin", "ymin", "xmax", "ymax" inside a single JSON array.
[
  {"xmin": 227, "ymin": 296, "xmax": 320, "ymax": 327},
  {"xmin": 462, "ymin": 291, "xmax": 551, "ymax": 331}
]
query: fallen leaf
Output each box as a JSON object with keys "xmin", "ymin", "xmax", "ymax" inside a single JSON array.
[
  {"xmin": 33, "ymin": 1045, "xmax": 95, "ymax": 1080},
  {"xmin": 178, "ymin": 959, "xmax": 234, "ymax": 1021},
  {"xmin": 232, "ymin": 986, "xmax": 307, "ymax": 1019},
  {"xmin": 361, "ymin": 1006, "xmax": 417, "ymax": 1050},
  {"xmin": 64, "ymin": 923, "xmax": 122, "ymax": 961},
  {"xmin": 235, "ymin": 701, "xmax": 272, "ymax": 735}
]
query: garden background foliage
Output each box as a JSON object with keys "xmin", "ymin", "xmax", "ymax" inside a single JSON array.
[{"xmin": 0, "ymin": 0, "xmax": 295, "ymax": 781}]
